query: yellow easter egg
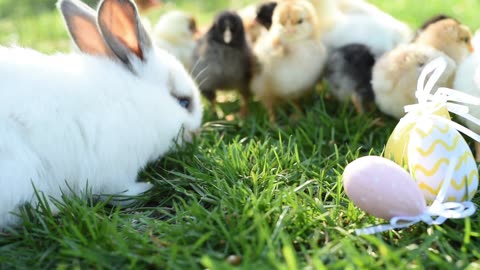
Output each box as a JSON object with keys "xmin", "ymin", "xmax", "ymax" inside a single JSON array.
[
  {"xmin": 385, "ymin": 104, "xmax": 451, "ymax": 168},
  {"xmin": 385, "ymin": 119, "xmax": 415, "ymax": 167},
  {"xmin": 408, "ymin": 118, "xmax": 479, "ymax": 202}
]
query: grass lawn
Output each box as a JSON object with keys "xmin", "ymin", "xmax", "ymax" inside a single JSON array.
[{"xmin": 1, "ymin": 0, "xmax": 480, "ymax": 269}]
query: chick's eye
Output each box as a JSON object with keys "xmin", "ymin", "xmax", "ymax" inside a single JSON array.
[
  {"xmin": 464, "ymin": 37, "xmax": 470, "ymax": 43},
  {"xmin": 297, "ymin": 18, "xmax": 304, "ymax": 24},
  {"xmin": 178, "ymin": 97, "xmax": 191, "ymax": 110}
]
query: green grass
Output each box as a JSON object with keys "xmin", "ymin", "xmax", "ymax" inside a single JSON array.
[{"xmin": 1, "ymin": 0, "xmax": 480, "ymax": 269}]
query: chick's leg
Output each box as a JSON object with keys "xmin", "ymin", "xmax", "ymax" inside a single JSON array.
[
  {"xmin": 203, "ymin": 90, "xmax": 217, "ymax": 109},
  {"xmin": 262, "ymin": 98, "xmax": 276, "ymax": 123},
  {"xmin": 239, "ymin": 89, "xmax": 252, "ymax": 118},
  {"xmin": 290, "ymin": 100, "xmax": 303, "ymax": 121},
  {"xmin": 203, "ymin": 90, "xmax": 221, "ymax": 117},
  {"xmin": 351, "ymin": 93, "xmax": 364, "ymax": 115}
]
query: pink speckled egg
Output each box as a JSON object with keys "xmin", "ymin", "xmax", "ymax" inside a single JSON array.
[{"xmin": 343, "ymin": 156, "xmax": 427, "ymax": 220}]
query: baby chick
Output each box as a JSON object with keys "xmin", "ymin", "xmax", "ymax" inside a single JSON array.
[
  {"xmin": 192, "ymin": 11, "xmax": 257, "ymax": 116},
  {"xmin": 256, "ymin": 1, "xmax": 279, "ymax": 30},
  {"xmin": 307, "ymin": 0, "xmax": 412, "ymax": 57},
  {"xmin": 153, "ymin": 11, "xmax": 198, "ymax": 70},
  {"xmin": 324, "ymin": 44, "xmax": 376, "ymax": 114},
  {"xmin": 416, "ymin": 14, "xmax": 453, "ymax": 37},
  {"xmin": 251, "ymin": 0, "xmax": 326, "ymax": 122},
  {"xmin": 372, "ymin": 45, "xmax": 456, "ymax": 119},
  {"xmin": 453, "ymin": 31, "xmax": 480, "ymax": 161},
  {"xmin": 239, "ymin": 1, "xmax": 278, "ymax": 44},
  {"xmin": 410, "ymin": 14, "xmax": 455, "ymax": 42},
  {"xmin": 372, "ymin": 19, "xmax": 473, "ymax": 119},
  {"xmin": 415, "ymin": 19, "xmax": 473, "ymax": 63},
  {"xmin": 238, "ymin": 3, "xmax": 266, "ymax": 44}
]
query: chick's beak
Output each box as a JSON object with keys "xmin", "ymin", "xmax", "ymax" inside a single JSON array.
[
  {"xmin": 469, "ymin": 43, "xmax": 475, "ymax": 53},
  {"xmin": 223, "ymin": 27, "xmax": 232, "ymax": 44},
  {"xmin": 285, "ymin": 24, "xmax": 295, "ymax": 34},
  {"xmin": 189, "ymin": 18, "xmax": 201, "ymax": 39}
]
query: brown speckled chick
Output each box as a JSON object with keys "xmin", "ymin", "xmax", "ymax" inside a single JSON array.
[
  {"xmin": 415, "ymin": 18, "xmax": 473, "ymax": 63},
  {"xmin": 372, "ymin": 18, "xmax": 473, "ymax": 119}
]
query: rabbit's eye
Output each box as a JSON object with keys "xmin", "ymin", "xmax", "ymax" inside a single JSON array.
[{"xmin": 178, "ymin": 97, "xmax": 191, "ymax": 110}]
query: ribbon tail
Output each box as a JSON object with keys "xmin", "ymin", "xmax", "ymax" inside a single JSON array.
[
  {"xmin": 431, "ymin": 157, "xmax": 458, "ymax": 206},
  {"xmin": 416, "ymin": 57, "xmax": 448, "ymax": 103},
  {"xmin": 355, "ymin": 224, "xmax": 397, "ymax": 235},
  {"xmin": 356, "ymin": 217, "xmax": 422, "ymax": 235},
  {"xmin": 441, "ymin": 202, "xmax": 477, "ymax": 219},
  {"xmin": 431, "ymin": 215, "xmax": 447, "ymax": 225},
  {"xmin": 463, "ymin": 202, "xmax": 477, "ymax": 217},
  {"xmin": 436, "ymin": 87, "xmax": 480, "ymax": 106}
]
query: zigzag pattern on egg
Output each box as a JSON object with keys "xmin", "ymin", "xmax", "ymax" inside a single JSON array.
[
  {"xmin": 415, "ymin": 124, "xmax": 450, "ymax": 139},
  {"xmin": 408, "ymin": 120, "xmax": 479, "ymax": 202},
  {"xmin": 412, "ymin": 149, "xmax": 473, "ymax": 175},
  {"xmin": 418, "ymin": 169, "xmax": 478, "ymax": 201},
  {"xmin": 413, "ymin": 157, "xmax": 449, "ymax": 177},
  {"xmin": 415, "ymin": 136, "xmax": 460, "ymax": 156}
]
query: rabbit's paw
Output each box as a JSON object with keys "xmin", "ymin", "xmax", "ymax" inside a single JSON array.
[
  {"xmin": 125, "ymin": 182, "xmax": 154, "ymax": 196},
  {"xmin": 109, "ymin": 182, "xmax": 153, "ymax": 206}
]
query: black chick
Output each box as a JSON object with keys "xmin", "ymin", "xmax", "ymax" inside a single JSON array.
[
  {"xmin": 324, "ymin": 44, "xmax": 376, "ymax": 114},
  {"xmin": 256, "ymin": 1, "xmax": 278, "ymax": 30},
  {"xmin": 192, "ymin": 11, "xmax": 257, "ymax": 116}
]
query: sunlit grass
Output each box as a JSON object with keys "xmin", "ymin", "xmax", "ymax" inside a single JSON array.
[{"xmin": 1, "ymin": 0, "xmax": 480, "ymax": 269}]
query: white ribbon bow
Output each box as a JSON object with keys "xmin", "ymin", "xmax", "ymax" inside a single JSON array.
[
  {"xmin": 356, "ymin": 156, "xmax": 476, "ymax": 235},
  {"xmin": 356, "ymin": 57, "xmax": 479, "ymax": 235},
  {"xmin": 404, "ymin": 57, "xmax": 480, "ymax": 142}
]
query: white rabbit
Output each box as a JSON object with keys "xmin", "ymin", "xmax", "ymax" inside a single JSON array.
[{"xmin": 0, "ymin": 0, "xmax": 203, "ymax": 228}]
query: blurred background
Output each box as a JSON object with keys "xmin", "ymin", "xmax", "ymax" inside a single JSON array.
[{"xmin": 0, "ymin": 0, "xmax": 479, "ymax": 53}]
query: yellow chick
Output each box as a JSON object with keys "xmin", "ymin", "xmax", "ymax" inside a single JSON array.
[
  {"xmin": 153, "ymin": 11, "xmax": 198, "ymax": 70},
  {"xmin": 251, "ymin": 0, "xmax": 326, "ymax": 122},
  {"xmin": 372, "ymin": 19, "xmax": 473, "ymax": 119}
]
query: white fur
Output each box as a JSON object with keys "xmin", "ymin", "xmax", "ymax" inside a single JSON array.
[
  {"xmin": 453, "ymin": 32, "xmax": 480, "ymax": 133},
  {"xmin": 0, "ymin": 44, "xmax": 202, "ymax": 228},
  {"xmin": 153, "ymin": 11, "xmax": 196, "ymax": 70},
  {"xmin": 323, "ymin": 14, "xmax": 411, "ymax": 58},
  {"xmin": 310, "ymin": 0, "xmax": 412, "ymax": 57},
  {"xmin": 336, "ymin": 0, "xmax": 374, "ymax": 14}
]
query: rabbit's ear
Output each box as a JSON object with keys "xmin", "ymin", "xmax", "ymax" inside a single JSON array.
[
  {"xmin": 58, "ymin": 0, "xmax": 115, "ymax": 57},
  {"xmin": 97, "ymin": 0, "xmax": 153, "ymax": 69}
]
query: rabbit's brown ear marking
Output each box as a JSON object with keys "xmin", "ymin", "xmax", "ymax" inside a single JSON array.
[
  {"xmin": 97, "ymin": 0, "xmax": 152, "ymax": 66},
  {"xmin": 58, "ymin": 0, "xmax": 115, "ymax": 57}
]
